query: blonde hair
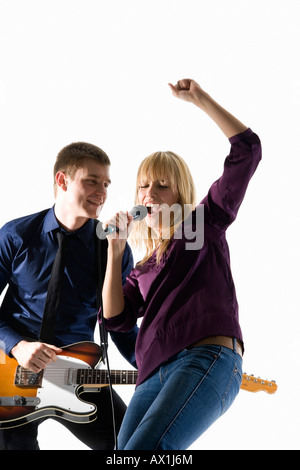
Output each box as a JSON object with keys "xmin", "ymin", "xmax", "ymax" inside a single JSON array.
[{"xmin": 130, "ymin": 151, "xmax": 197, "ymax": 264}]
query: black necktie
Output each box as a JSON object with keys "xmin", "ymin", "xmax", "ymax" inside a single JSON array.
[{"xmin": 39, "ymin": 231, "xmax": 68, "ymax": 344}]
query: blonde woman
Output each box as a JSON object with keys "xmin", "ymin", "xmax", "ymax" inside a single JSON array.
[{"xmin": 102, "ymin": 79, "xmax": 262, "ymax": 450}]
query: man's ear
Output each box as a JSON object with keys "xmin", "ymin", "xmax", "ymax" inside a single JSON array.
[{"xmin": 55, "ymin": 171, "xmax": 68, "ymax": 192}]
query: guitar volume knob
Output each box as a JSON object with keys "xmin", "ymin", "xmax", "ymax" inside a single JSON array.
[{"xmin": 13, "ymin": 395, "xmax": 26, "ymax": 405}]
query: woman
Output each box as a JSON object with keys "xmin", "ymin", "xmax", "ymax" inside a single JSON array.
[{"xmin": 102, "ymin": 79, "xmax": 262, "ymax": 450}]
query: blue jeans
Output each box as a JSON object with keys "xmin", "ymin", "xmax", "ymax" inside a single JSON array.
[{"xmin": 117, "ymin": 344, "xmax": 243, "ymax": 450}]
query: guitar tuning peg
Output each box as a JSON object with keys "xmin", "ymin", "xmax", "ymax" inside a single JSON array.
[{"xmin": 271, "ymin": 380, "xmax": 276, "ymax": 384}]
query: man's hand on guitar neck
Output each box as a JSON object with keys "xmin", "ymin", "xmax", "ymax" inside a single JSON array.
[{"xmin": 11, "ymin": 340, "xmax": 62, "ymax": 373}]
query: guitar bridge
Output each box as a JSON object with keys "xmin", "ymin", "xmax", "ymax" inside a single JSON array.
[{"xmin": 14, "ymin": 366, "xmax": 44, "ymax": 388}]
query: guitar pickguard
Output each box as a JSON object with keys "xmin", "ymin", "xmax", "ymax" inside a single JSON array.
[
  {"xmin": 0, "ymin": 342, "xmax": 102, "ymax": 428},
  {"xmin": 36, "ymin": 355, "xmax": 96, "ymax": 416}
]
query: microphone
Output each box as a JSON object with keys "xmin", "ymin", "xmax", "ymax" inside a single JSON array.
[{"xmin": 97, "ymin": 205, "xmax": 148, "ymax": 240}]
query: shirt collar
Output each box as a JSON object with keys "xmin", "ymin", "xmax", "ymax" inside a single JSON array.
[{"xmin": 41, "ymin": 206, "xmax": 96, "ymax": 248}]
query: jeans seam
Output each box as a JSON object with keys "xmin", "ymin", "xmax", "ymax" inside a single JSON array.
[
  {"xmin": 159, "ymin": 366, "xmax": 168, "ymax": 385},
  {"xmin": 221, "ymin": 356, "xmax": 242, "ymax": 414},
  {"xmin": 154, "ymin": 348, "xmax": 221, "ymax": 450}
]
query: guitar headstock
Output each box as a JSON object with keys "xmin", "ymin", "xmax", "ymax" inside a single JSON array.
[{"xmin": 241, "ymin": 373, "xmax": 278, "ymax": 394}]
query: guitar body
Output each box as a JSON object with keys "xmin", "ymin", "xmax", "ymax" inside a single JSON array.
[{"xmin": 0, "ymin": 342, "xmax": 102, "ymax": 429}]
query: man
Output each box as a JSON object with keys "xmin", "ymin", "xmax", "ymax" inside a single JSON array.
[{"xmin": 0, "ymin": 142, "xmax": 137, "ymax": 450}]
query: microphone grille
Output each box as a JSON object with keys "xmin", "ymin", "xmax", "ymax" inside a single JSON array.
[{"xmin": 130, "ymin": 205, "xmax": 148, "ymax": 221}]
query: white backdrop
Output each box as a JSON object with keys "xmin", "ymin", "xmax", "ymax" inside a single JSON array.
[{"xmin": 0, "ymin": 0, "xmax": 299, "ymax": 450}]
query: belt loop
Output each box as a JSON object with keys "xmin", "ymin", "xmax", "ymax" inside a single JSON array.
[{"xmin": 233, "ymin": 338, "xmax": 237, "ymax": 353}]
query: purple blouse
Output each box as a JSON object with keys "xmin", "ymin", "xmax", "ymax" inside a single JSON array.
[{"xmin": 105, "ymin": 128, "xmax": 262, "ymax": 386}]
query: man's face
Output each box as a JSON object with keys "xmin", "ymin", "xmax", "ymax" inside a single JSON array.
[{"xmin": 62, "ymin": 159, "xmax": 111, "ymax": 220}]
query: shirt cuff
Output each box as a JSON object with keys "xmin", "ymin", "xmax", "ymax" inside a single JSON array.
[
  {"xmin": 1, "ymin": 331, "xmax": 24, "ymax": 357},
  {"xmin": 229, "ymin": 127, "xmax": 253, "ymax": 144},
  {"xmin": 104, "ymin": 309, "xmax": 129, "ymax": 332}
]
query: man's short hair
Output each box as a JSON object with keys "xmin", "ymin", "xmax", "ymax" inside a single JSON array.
[{"xmin": 53, "ymin": 142, "xmax": 110, "ymax": 194}]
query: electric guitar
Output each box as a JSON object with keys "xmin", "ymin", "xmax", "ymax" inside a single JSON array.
[{"xmin": 0, "ymin": 341, "xmax": 278, "ymax": 430}]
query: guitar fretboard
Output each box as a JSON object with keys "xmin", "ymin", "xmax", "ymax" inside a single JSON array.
[{"xmin": 76, "ymin": 369, "xmax": 138, "ymax": 385}]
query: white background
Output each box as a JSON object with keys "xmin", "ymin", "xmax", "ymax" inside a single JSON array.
[{"xmin": 0, "ymin": 0, "xmax": 299, "ymax": 450}]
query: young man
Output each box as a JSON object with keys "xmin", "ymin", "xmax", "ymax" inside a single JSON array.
[{"xmin": 0, "ymin": 142, "xmax": 137, "ymax": 450}]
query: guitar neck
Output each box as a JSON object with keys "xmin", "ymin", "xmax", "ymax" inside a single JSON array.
[
  {"xmin": 77, "ymin": 370, "xmax": 278, "ymax": 394},
  {"xmin": 76, "ymin": 368, "xmax": 138, "ymax": 386}
]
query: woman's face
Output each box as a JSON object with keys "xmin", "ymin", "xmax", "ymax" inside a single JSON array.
[{"xmin": 137, "ymin": 177, "xmax": 179, "ymax": 231}]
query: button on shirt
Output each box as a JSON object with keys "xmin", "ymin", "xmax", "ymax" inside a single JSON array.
[{"xmin": 0, "ymin": 207, "xmax": 134, "ymax": 357}]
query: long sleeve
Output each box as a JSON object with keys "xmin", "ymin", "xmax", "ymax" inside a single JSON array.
[
  {"xmin": 202, "ymin": 128, "xmax": 262, "ymax": 230},
  {"xmin": 0, "ymin": 223, "xmax": 24, "ymax": 355},
  {"xmin": 105, "ymin": 270, "xmax": 144, "ymax": 333}
]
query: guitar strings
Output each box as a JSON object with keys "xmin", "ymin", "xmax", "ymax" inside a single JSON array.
[{"xmin": 17, "ymin": 369, "xmax": 138, "ymax": 384}]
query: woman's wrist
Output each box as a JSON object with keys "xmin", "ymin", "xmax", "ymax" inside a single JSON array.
[
  {"xmin": 192, "ymin": 89, "xmax": 211, "ymax": 111},
  {"xmin": 107, "ymin": 241, "xmax": 126, "ymax": 261}
]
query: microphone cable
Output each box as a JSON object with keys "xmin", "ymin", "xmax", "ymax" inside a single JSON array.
[
  {"xmin": 98, "ymin": 310, "xmax": 118, "ymax": 451},
  {"xmin": 95, "ymin": 220, "xmax": 118, "ymax": 450}
]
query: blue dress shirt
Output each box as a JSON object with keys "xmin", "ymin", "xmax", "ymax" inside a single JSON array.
[{"xmin": 0, "ymin": 206, "xmax": 137, "ymax": 366}]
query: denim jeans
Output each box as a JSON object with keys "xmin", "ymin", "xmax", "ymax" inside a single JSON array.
[{"xmin": 117, "ymin": 344, "xmax": 243, "ymax": 450}]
